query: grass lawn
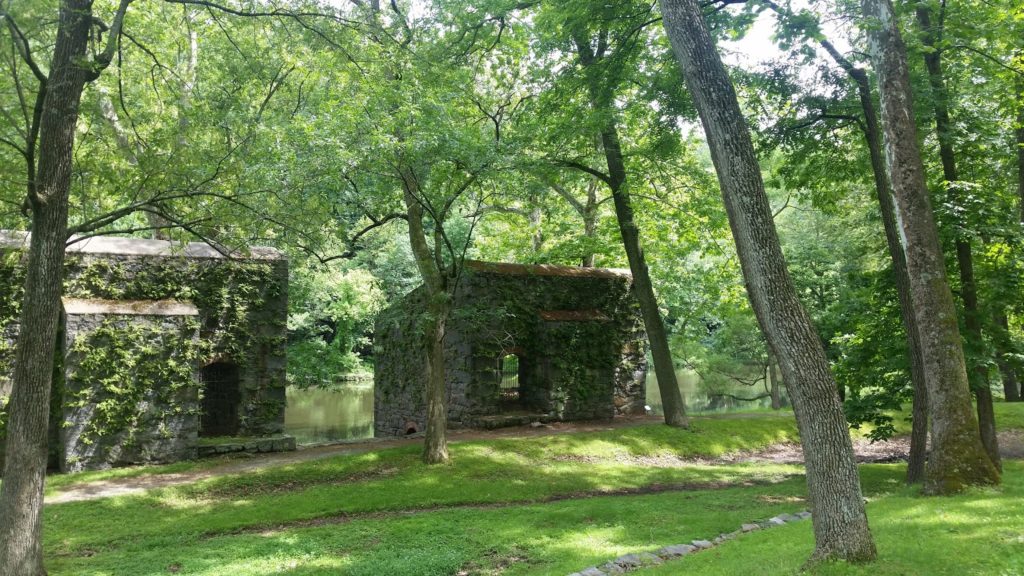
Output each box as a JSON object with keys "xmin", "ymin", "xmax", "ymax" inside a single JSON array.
[{"xmin": 40, "ymin": 403, "xmax": 1024, "ymax": 575}]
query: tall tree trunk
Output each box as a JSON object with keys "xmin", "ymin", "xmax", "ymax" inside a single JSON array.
[
  {"xmin": 0, "ymin": 1, "xmax": 94, "ymax": 573},
  {"xmin": 768, "ymin": 350, "xmax": 782, "ymax": 410},
  {"xmin": 766, "ymin": 0, "xmax": 931, "ymax": 485},
  {"xmin": 914, "ymin": 6, "xmax": 1000, "ymax": 470},
  {"xmin": 571, "ymin": 33, "xmax": 688, "ymax": 428},
  {"xmin": 834, "ymin": 46, "xmax": 930, "ymax": 484},
  {"xmin": 402, "ymin": 180, "xmax": 450, "ymax": 464},
  {"xmin": 995, "ymin": 313, "xmax": 1020, "ymax": 402},
  {"xmin": 659, "ymin": 0, "xmax": 876, "ymax": 563},
  {"xmin": 422, "ymin": 298, "xmax": 450, "ymax": 463},
  {"xmin": 602, "ymin": 127, "xmax": 688, "ymax": 427},
  {"xmin": 862, "ymin": 0, "xmax": 999, "ymax": 492}
]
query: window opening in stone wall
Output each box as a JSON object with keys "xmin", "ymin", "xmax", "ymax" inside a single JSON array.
[
  {"xmin": 200, "ymin": 362, "xmax": 240, "ymax": 437},
  {"xmin": 499, "ymin": 354, "xmax": 520, "ymax": 403}
]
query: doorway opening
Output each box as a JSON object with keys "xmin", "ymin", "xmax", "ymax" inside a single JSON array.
[{"xmin": 200, "ymin": 362, "xmax": 240, "ymax": 437}]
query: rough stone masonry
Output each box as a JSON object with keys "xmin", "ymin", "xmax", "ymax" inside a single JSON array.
[
  {"xmin": 0, "ymin": 231, "xmax": 289, "ymax": 472},
  {"xmin": 374, "ymin": 260, "xmax": 648, "ymax": 437}
]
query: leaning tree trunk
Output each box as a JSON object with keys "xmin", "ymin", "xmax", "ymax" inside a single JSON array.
[
  {"xmin": 817, "ymin": 42, "xmax": 930, "ymax": 483},
  {"xmin": 915, "ymin": 5, "xmax": 1000, "ymax": 470},
  {"xmin": 601, "ymin": 127, "xmax": 688, "ymax": 427},
  {"xmin": 863, "ymin": 0, "xmax": 999, "ymax": 493},
  {"xmin": 659, "ymin": 0, "xmax": 876, "ymax": 563},
  {"xmin": 571, "ymin": 33, "xmax": 688, "ymax": 427},
  {"xmin": 0, "ymin": 1, "xmax": 93, "ymax": 573}
]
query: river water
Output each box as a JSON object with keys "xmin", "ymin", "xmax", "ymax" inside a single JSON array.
[{"xmin": 284, "ymin": 369, "xmax": 787, "ymax": 445}]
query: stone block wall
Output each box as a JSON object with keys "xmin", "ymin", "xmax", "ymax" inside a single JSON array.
[
  {"xmin": 374, "ymin": 261, "xmax": 648, "ymax": 437},
  {"xmin": 60, "ymin": 300, "xmax": 201, "ymax": 472},
  {"xmin": 0, "ymin": 232, "xmax": 288, "ymax": 472}
]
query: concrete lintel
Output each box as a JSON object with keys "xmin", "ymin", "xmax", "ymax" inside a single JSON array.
[{"xmin": 62, "ymin": 298, "xmax": 199, "ymax": 317}]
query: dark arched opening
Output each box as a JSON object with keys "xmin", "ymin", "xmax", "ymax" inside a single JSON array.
[{"xmin": 200, "ymin": 362, "xmax": 240, "ymax": 437}]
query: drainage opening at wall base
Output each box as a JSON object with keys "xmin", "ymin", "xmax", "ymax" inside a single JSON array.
[
  {"xmin": 200, "ymin": 361, "xmax": 240, "ymax": 437},
  {"xmin": 404, "ymin": 421, "xmax": 419, "ymax": 435}
]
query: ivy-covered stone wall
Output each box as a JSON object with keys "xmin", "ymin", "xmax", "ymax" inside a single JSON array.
[
  {"xmin": 374, "ymin": 261, "xmax": 647, "ymax": 437},
  {"xmin": 60, "ymin": 302, "xmax": 202, "ymax": 472},
  {"xmin": 0, "ymin": 232, "xmax": 288, "ymax": 471}
]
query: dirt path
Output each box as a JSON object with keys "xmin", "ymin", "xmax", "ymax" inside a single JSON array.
[
  {"xmin": 45, "ymin": 417, "xmax": 662, "ymax": 504},
  {"xmin": 45, "ymin": 418, "xmax": 1024, "ymax": 504}
]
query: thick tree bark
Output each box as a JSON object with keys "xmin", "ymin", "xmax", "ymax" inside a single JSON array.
[
  {"xmin": 0, "ymin": 1, "xmax": 94, "ymax": 573},
  {"xmin": 862, "ymin": 0, "xmax": 999, "ymax": 492},
  {"xmin": 915, "ymin": 5, "xmax": 1000, "ymax": 469},
  {"xmin": 659, "ymin": 0, "xmax": 876, "ymax": 563},
  {"xmin": 570, "ymin": 33, "xmax": 688, "ymax": 427},
  {"xmin": 766, "ymin": 0, "xmax": 932, "ymax": 484}
]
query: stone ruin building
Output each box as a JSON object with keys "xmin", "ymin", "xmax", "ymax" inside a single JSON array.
[
  {"xmin": 0, "ymin": 231, "xmax": 289, "ymax": 472},
  {"xmin": 374, "ymin": 260, "xmax": 648, "ymax": 437}
]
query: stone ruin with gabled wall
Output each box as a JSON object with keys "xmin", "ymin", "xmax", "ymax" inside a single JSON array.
[
  {"xmin": 373, "ymin": 260, "xmax": 648, "ymax": 437},
  {"xmin": 0, "ymin": 231, "xmax": 289, "ymax": 472}
]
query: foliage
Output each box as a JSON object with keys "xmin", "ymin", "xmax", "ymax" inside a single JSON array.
[
  {"xmin": 65, "ymin": 318, "xmax": 203, "ymax": 454},
  {"xmin": 287, "ymin": 265, "xmax": 384, "ymax": 386}
]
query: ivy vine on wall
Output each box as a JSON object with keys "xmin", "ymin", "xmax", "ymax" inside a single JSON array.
[{"xmin": 64, "ymin": 317, "xmax": 203, "ymax": 453}]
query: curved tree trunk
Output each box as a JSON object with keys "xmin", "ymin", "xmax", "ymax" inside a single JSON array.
[
  {"xmin": 862, "ymin": 0, "xmax": 999, "ymax": 493},
  {"xmin": 0, "ymin": 2, "xmax": 93, "ymax": 573},
  {"xmin": 915, "ymin": 5, "xmax": 1000, "ymax": 470},
  {"xmin": 659, "ymin": 0, "xmax": 876, "ymax": 562}
]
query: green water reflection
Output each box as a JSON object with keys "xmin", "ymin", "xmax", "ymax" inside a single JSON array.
[
  {"xmin": 645, "ymin": 369, "xmax": 788, "ymax": 414},
  {"xmin": 285, "ymin": 369, "xmax": 787, "ymax": 445},
  {"xmin": 284, "ymin": 382, "xmax": 374, "ymax": 444}
]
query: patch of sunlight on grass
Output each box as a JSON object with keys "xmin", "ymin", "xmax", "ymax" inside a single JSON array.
[
  {"xmin": 553, "ymin": 526, "xmax": 635, "ymax": 558},
  {"xmin": 193, "ymin": 554, "xmax": 350, "ymax": 576}
]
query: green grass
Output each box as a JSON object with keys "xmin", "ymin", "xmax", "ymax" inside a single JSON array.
[
  {"xmin": 42, "ymin": 458, "xmax": 216, "ymax": 495},
  {"xmin": 42, "ymin": 418, "xmax": 804, "ymax": 558},
  {"xmin": 636, "ymin": 462, "xmax": 1024, "ymax": 576},
  {"xmin": 38, "ymin": 403, "xmax": 1024, "ymax": 575},
  {"xmin": 849, "ymin": 398, "xmax": 1024, "ymax": 438}
]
